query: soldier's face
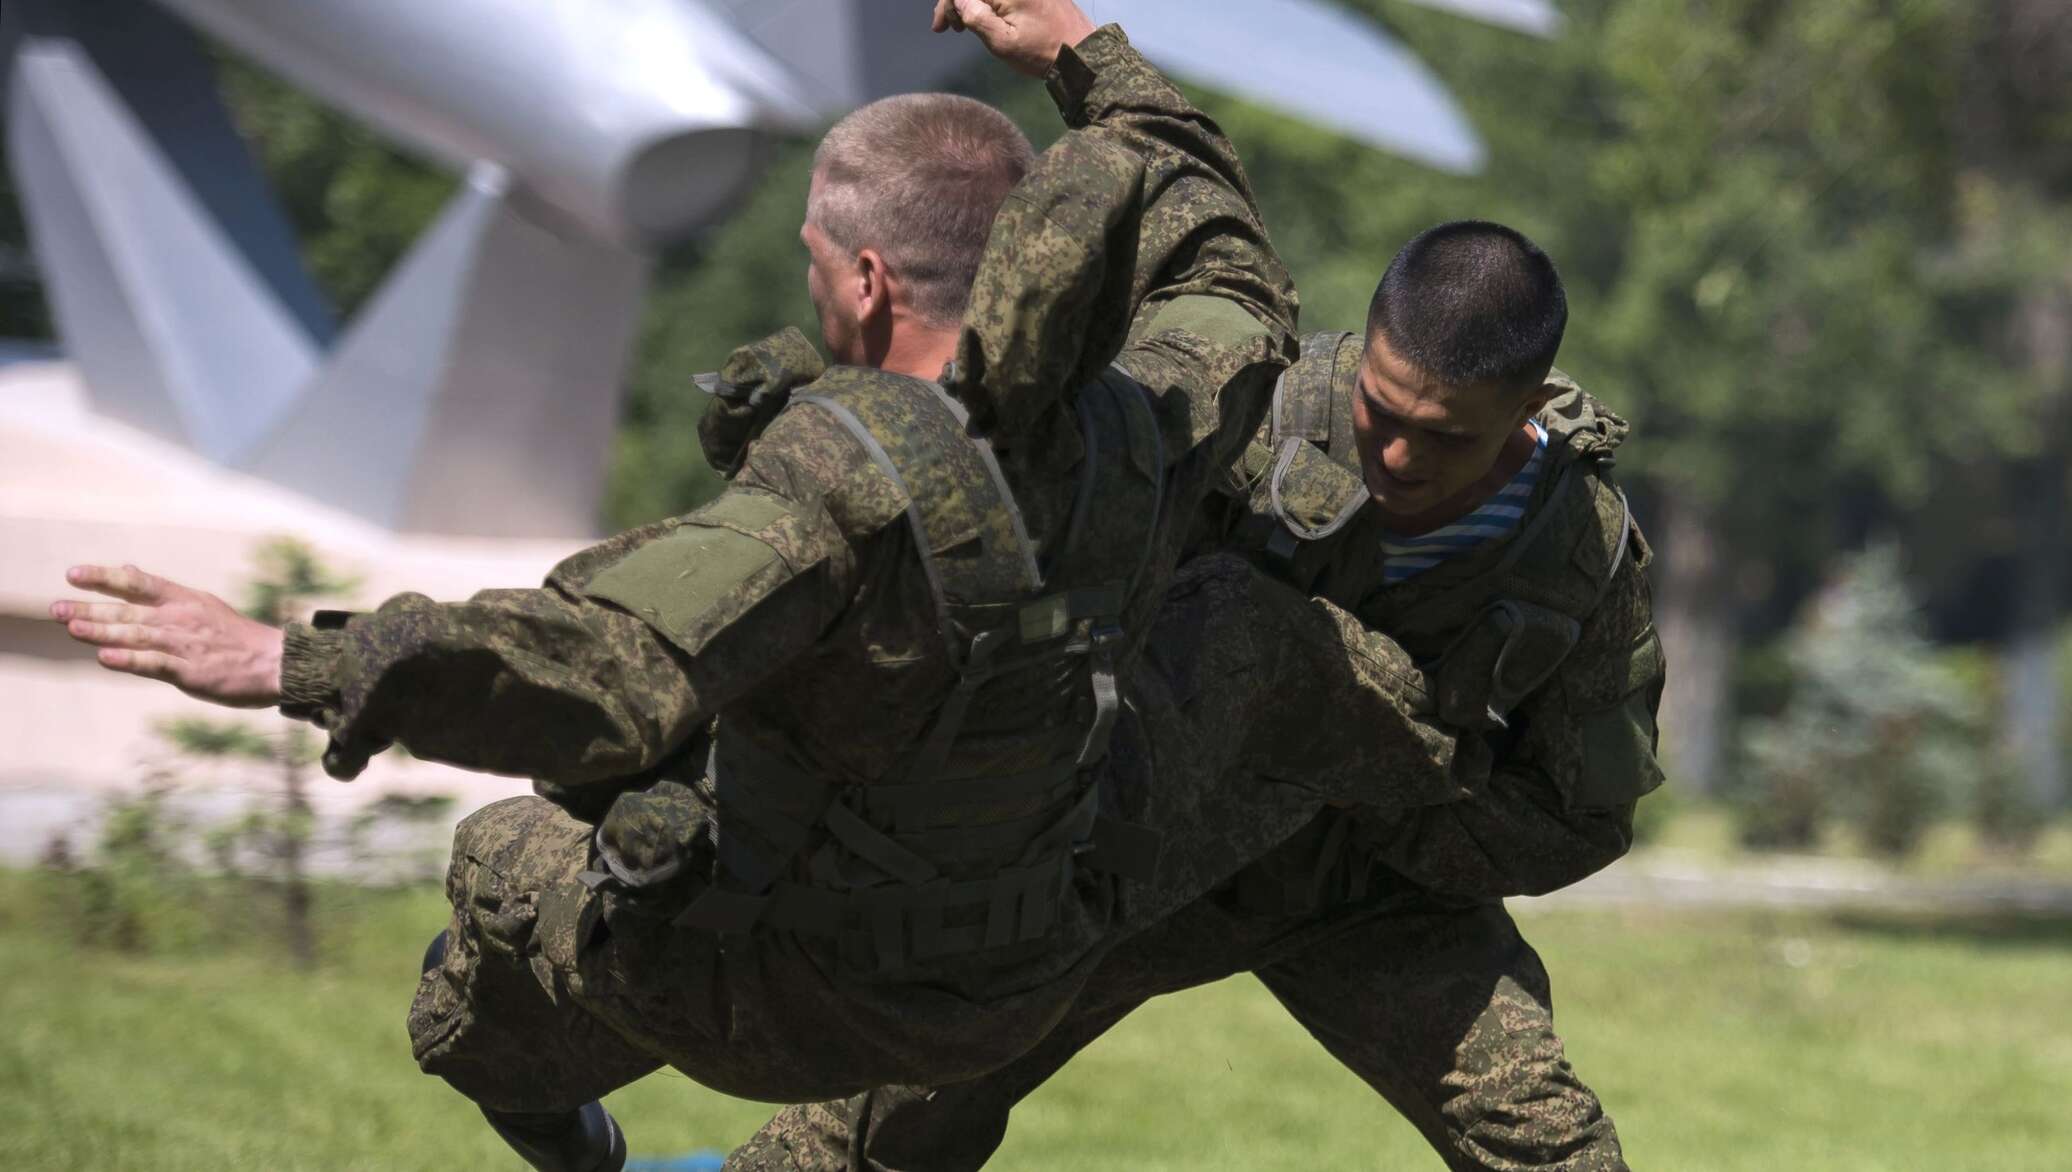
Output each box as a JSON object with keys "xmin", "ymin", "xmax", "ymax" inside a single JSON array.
[
  {"xmin": 802, "ymin": 175, "xmax": 864, "ymax": 364},
  {"xmin": 1352, "ymin": 332, "xmax": 1550, "ymax": 525}
]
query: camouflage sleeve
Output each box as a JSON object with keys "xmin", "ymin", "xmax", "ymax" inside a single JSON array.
[
  {"xmin": 1244, "ymin": 597, "xmax": 1480, "ymax": 810},
  {"xmin": 276, "ymin": 408, "xmax": 869, "ymax": 786},
  {"xmin": 1357, "ymin": 553, "xmax": 1669, "ymax": 897},
  {"xmin": 1049, "ymin": 24, "xmax": 1291, "ymax": 334},
  {"xmin": 1154, "ymin": 555, "xmax": 1474, "ymax": 809},
  {"xmin": 949, "ymin": 24, "xmax": 1297, "ymax": 462}
]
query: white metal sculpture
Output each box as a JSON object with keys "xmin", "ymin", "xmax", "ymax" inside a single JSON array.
[{"xmin": 2, "ymin": 0, "xmax": 1556, "ymax": 538}]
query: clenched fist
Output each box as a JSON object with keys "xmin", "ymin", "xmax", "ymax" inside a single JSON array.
[
  {"xmin": 51, "ymin": 564, "xmax": 286, "ymax": 708},
  {"xmin": 931, "ymin": 0, "xmax": 1099, "ymax": 77}
]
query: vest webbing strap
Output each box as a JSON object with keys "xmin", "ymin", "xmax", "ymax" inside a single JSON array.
[
  {"xmin": 795, "ymin": 392, "xmax": 961, "ymax": 664},
  {"xmin": 659, "ymin": 371, "xmax": 1170, "ymax": 970},
  {"xmin": 1267, "ymin": 437, "xmax": 1368, "ymax": 543}
]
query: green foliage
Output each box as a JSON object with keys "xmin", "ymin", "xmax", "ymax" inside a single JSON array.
[
  {"xmin": 1627, "ymin": 781, "xmax": 1685, "ymax": 848},
  {"xmin": 58, "ymin": 785, "xmax": 216, "ymax": 955},
  {"xmin": 214, "ymin": 54, "xmax": 454, "ymax": 318},
  {"xmin": 157, "ymin": 717, "xmax": 277, "ymax": 762},
  {"xmin": 1735, "ymin": 545, "xmax": 1990, "ymax": 855},
  {"xmin": 241, "ymin": 535, "xmax": 359, "ymax": 624}
]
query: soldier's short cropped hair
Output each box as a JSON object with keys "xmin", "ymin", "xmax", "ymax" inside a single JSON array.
[
  {"xmin": 1367, "ymin": 220, "xmax": 1568, "ymax": 392},
  {"xmin": 810, "ymin": 93, "xmax": 1036, "ymax": 328}
]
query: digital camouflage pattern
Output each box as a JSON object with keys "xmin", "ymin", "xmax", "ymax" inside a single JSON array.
[
  {"xmin": 271, "ymin": 25, "xmax": 1427, "ymax": 1110},
  {"xmin": 732, "ymin": 340, "xmax": 1659, "ymax": 1169},
  {"xmin": 729, "ymin": 876, "xmax": 1624, "ymax": 1172},
  {"xmin": 1219, "ymin": 345, "xmax": 1665, "ymax": 900}
]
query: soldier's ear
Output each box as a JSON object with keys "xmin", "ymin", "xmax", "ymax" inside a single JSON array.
[
  {"xmin": 854, "ymin": 247, "xmax": 890, "ymax": 322},
  {"xmin": 1517, "ymin": 381, "xmax": 1557, "ymax": 425}
]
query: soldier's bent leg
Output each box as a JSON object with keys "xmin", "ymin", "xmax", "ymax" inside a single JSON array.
[
  {"xmin": 412, "ymin": 797, "xmax": 662, "ymax": 1115},
  {"xmin": 1253, "ymin": 901, "xmax": 1626, "ymax": 1172},
  {"xmin": 721, "ymin": 848, "xmax": 1373, "ymax": 1172},
  {"xmin": 725, "ymin": 998, "xmax": 1146, "ymax": 1172}
]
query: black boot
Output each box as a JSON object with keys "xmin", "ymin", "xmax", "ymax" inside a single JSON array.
[{"xmin": 481, "ymin": 1101, "xmax": 627, "ymax": 1172}]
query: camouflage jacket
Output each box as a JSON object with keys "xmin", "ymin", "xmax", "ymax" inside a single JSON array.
[
  {"xmin": 276, "ymin": 26, "xmax": 1297, "ymax": 819},
  {"xmin": 1210, "ymin": 333, "xmax": 1667, "ymax": 899}
]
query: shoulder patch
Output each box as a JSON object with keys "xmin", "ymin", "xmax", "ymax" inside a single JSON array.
[
  {"xmin": 1145, "ymin": 294, "xmax": 1270, "ymax": 350},
  {"xmin": 584, "ymin": 495, "xmax": 798, "ymax": 648}
]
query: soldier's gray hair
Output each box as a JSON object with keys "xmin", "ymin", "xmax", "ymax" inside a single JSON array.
[{"xmin": 810, "ymin": 93, "xmax": 1035, "ymax": 328}]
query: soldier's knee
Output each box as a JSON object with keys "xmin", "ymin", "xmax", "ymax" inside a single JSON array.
[{"xmin": 450, "ymin": 795, "xmax": 558, "ymax": 861}]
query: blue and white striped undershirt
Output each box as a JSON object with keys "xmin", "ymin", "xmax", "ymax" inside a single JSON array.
[{"xmin": 1378, "ymin": 420, "xmax": 1548, "ymax": 585}]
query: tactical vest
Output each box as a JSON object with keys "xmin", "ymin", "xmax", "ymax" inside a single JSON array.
[
  {"xmin": 1230, "ymin": 333, "xmax": 1646, "ymax": 913},
  {"xmin": 603, "ymin": 363, "xmax": 1170, "ymax": 974},
  {"xmin": 1255, "ymin": 331, "xmax": 1636, "ymax": 730}
]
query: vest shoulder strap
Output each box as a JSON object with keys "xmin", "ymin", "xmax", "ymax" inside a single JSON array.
[
  {"xmin": 795, "ymin": 370, "xmax": 1040, "ymax": 643},
  {"xmin": 1271, "ymin": 330, "xmax": 1360, "ymax": 453}
]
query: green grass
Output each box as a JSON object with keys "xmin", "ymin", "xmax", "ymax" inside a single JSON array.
[{"xmin": 2, "ymin": 876, "xmax": 2069, "ymax": 1171}]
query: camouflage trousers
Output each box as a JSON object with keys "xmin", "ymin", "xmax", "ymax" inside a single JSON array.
[
  {"xmin": 405, "ymin": 556, "xmax": 1361, "ymax": 1110},
  {"xmin": 725, "ymin": 827, "xmax": 1628, "ymax": 1172}
]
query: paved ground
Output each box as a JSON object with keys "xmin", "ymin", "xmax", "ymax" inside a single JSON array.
[{"xmin": 1525, "ymin": 852, "xmax": 2072, "ymax": 916}]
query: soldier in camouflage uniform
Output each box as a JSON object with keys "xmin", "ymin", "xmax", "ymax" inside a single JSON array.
[
  {"xmin": 49, "ymin": 5, "xmax": 1499, "ymax": 1169},
  {"xmin": 730, "ymin": 223, "xmax": 1663, "ymax": 1171}
]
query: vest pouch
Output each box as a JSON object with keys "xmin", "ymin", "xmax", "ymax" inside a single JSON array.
[
  {"xmin": 1568, "ymin": 627, "xmax": 1668, "ymax": 810},
  {"xmin": 1431, "ymin": 600, "xmax": 1583, "ymax": 732}
]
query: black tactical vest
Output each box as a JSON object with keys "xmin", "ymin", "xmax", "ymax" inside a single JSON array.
[{"xmin": 609, "ymin": 359, "xmax": 1170, "ymax": 974}]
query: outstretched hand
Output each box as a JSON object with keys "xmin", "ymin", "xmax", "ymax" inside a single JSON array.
[
  {"xmin": 50, "ymin": 565, "xmax": 285, "ymax": 708},
  {"xmin": 931, "ymin": 0, "xmax": 1098, "ymax": 77}
]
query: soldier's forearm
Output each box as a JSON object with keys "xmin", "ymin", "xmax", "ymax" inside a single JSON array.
[
  {"xmin": 1250, "ymin": 590, "xmax": 1481, "ymax": 810},
  {"xmin": 278, "ymin": 586, "xmax": 705, "ymax": 784},
  {"xmin": 1048, "ymin": 25, "xmax": 1297, "ymax": 343},
  {"xmin": 1047, "ymin": 25, "xmax": 1255, "ymax": 220}
]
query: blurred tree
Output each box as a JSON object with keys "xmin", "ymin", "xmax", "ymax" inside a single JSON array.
[
  {"xmin": 1570, "ymin": 0, "xmax": 2035, "ymax": 793},
  {"xmin": 1953, "ymin": 0, "xmax": 2072, "ymax": 813},
  {"xmin": 163, "ymin": 538, "xmax": 356, "ymax": 969},
  {"xmin": 1736, "ymin": 545, "xmax": 1987, "ymax": 856},
  {"xmin": 212, "ymin": 54, "xmax": 453, "ymax": 319}
]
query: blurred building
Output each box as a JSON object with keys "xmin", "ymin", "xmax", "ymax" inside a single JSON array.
[{"xmin": 0, "ymin": 353, "xmax": 586, "ymax": 864}]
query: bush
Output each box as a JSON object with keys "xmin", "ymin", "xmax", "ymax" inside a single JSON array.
[
  {"xmin": 1732, "ymin": 545, "xmax": 1990, "ymax": 858},
  {"xmin": 54, "ymin": 783, "xmax": 218, "ymax": 954}
]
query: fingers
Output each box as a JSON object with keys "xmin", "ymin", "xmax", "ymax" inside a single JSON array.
[
  {"xmin": 66, "ymin": 564, "xmax": 174, "ymax": 605},
  {"xmin": 65, "ymin": 618, "xmax": 166, "ymax": 651},
  {"xmin": 931, "ymin": 0, "xmax": 963, "ymax": 32},
  {"xmin": 48, "ymin": 600, "xmax": 152, "ymax": 625},
  {"xmin": 95, "ymin": 647, "xmax": 185, "ymax": 684},
  {"xmin": 952, "ymin": 0, "xmax": 1011, "ymax": 38}
]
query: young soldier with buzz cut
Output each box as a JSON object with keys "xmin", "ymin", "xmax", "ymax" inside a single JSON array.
[{"xmin": 732, "ymin": 221, "xmax": 1661, "ymax": 1172}]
